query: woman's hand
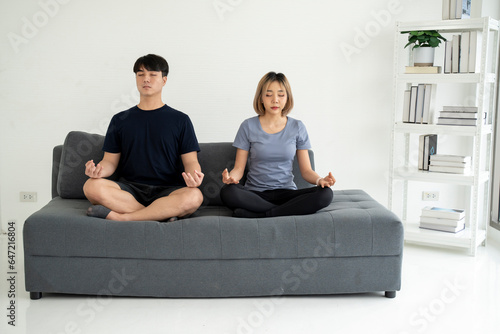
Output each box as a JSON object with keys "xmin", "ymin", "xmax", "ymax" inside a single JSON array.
[
  {"xmin": 317, "ymin": 172, "xmax": 336, "ymax": 188},
  {"xmin": 222, "ymin": 168, "xmax": 239, "ymax": 185}
]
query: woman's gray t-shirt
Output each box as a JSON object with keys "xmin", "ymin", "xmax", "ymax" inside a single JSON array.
[{"xmin": 233, "ymin": 116, "xmax": 311, "ymax": 191}]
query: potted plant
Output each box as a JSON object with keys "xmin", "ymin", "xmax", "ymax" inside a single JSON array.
[{"xmin": 401, "ymin": 30, "xmax": 446, "ymax": 66}]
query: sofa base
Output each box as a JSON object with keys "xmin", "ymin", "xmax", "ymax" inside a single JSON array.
[
  {"xmin": 25, "ymin": 254, "xmax": 402, "ymax": 299},
  {"xmin": 29, "ymin": 291, "xmax": 397, "ymax": 300}
]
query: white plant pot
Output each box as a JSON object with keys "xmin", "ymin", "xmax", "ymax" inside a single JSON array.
[{"xmin": 413, "ymin": 47, "xmax": 435, "ymax": 67}]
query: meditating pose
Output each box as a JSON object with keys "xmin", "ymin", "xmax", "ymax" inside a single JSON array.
[
  {"xmin": 220, "ymin": 72, "xmax": 335, "ymax": 218},
  {"xmin": 83, "ymin": 54, "xmax": 204, "ymax": 221}
]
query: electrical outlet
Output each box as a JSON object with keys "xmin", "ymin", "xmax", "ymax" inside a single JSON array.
[
  {"xmin": 20, "ymin": 192, "xmax": 37, "ymax": 202},
  {"xmin": 422, "ymin": 191, "xmax": 439, "ymax": 201}
]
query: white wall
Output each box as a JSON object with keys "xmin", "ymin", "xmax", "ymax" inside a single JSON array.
[{"xmin": 0, "ymin": 0, "xmax": 498, "ymax": 234}]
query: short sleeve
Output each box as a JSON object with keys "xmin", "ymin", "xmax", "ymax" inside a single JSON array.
[
  {"xmin": 179, "ymin": 115, "xmax": 200, "ymax": 154},
  {"xmin": 102, "ymin": 115, "xmax": 121, "ymax": 153},
  {"xmin": 233, "ymin": 119, "xmax": 251, "ymax": 151},
  {"xmin": 296, "ymin": 120, "xmax": 311, "ymax": 150}
]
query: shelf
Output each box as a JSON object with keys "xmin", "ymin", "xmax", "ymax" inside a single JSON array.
[
  {"xmin": 403, "ymin": 221, "xmax": 486, "ymax": 249},
  {"xmin": 398, "ymin": 17, "xmax": 499, "ymax": 33},
  {"xmin": 390, "ymin": 17, "xmax": 499, "ymax": 256},
  {"xmin": 397, "ymin": 73, "xmax": 496, "ymax": 84},
  {"xmin": 394, "ymin": 122, "xmax": 492, "ymax": 136},
  {"xmin": 392, "ymin": 167, "xmax": 489, "ymax": 186}
]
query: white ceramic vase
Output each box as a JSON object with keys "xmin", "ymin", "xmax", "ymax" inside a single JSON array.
[{"xmin": 413, "ymin": 47, "xmax": 435, "ymax": 67}]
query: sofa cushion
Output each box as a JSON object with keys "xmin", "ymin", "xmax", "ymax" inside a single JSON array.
[
  {"xmin": 197, "ymin": 143, "xmax": 314, "ymax": 206},
  {"xmin": 197, "ymin": 143, "xmax": 240, "ymax": 206},
  {"xmin": 57, "ymin": 131, "xmax": 106, "ymax": 199},
  {"xmin": 56, "ymin": 133, "xmax": 315, "ymax": 203},
  {"xmin": 24, "ymin": 190, "xmax": 403, "ymax": 260}
]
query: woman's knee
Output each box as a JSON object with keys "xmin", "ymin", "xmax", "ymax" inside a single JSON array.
[
  {"xmin": 317, "ymin": 187, "xmax": 334, "ymax": 208},
  {"xmin": 219, "ymin": 184, "xmax": 240, "ymax": 206}
]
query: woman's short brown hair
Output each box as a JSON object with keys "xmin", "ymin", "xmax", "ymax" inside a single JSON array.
[{"xmin": 253, "ymin": 72, "xmax": 294, "ymax": 116}]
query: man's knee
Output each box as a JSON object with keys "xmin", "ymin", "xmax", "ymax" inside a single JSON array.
[
  {"xmin": 83, "ymin": 178, "xmax": 108, "ymax": 203},
  {"xmin": 181, "ymin": 187, "xmax": 203, "ymax": 211}
]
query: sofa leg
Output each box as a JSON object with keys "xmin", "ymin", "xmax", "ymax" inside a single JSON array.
[
  {"xmin": 385, "ymin": 291, "xmax": 396, "ymax": 298},
  {"xmin": 30, "ymin": 292, "xmax": 42, "ymax": 300}
]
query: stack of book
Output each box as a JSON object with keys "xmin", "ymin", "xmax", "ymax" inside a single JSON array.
[
  {"xmin": 420, "ymin": 206, "xmax": 466, "ymax": 233},
  {"xmin": 418, "ymin": 134, "xmax": 438, "ymax": 170},
  {"xmin": 437, "ymin": 106, "xmax": 485, "ymax": 126},
  {"xmin": 428, "ymin": 154, "xmax": 471, "ymax": 174},
  {"xmin": 403, "ymin": 84, "xmax": 433, "ymax": 124},
  {"xmin": 442, "ymin": 0, "xmax": 471, "ymax": 20},
  {"xmin": 444, "ymin": 30, "xmax": 481, "ymax": 73}
]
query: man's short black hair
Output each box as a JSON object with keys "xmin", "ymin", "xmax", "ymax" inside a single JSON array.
[{"xmin": 133, "ymin": 54, "xmax": 169, "ymax": 77}]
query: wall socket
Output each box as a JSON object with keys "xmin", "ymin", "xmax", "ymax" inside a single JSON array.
[
  {"xmin": 20, "ymin": 192, "xmax": 37, "ymax": 202},
  {"xmin": 422, "ymin": 191, "xmax": 439, "ymax": 201}
]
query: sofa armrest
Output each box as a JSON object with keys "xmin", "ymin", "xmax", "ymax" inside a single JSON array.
[{"xmin": 52, "ymin": 145, "xmax": 63, "ymax": 198}]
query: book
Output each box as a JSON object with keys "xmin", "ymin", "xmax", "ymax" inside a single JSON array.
[
  {"xmin": 430, "ymin": 154, "xmax": 471, "ymax": 163},
  {"xmin": 444, "ymin": 40, "xmax": 452, "ymax": 73},
  {"xmin": 430, "ymin": 159, "xmax": 470, "ymax": 168},
  {"xmin": 421, "ymin": 206, "xmax": 465, "ymax": 220},
  {"xmin": 459, "ymin": 31, "xmax": 470, "ymax": 73},
  {"xmin": 442, "ymin": 0, "xmax": 451, "ymax": 20},
  {"xmin": 420, "ymin": 216, "xmax": 465, "ymax": 227},
  {"xmin": 421, "ymin": 84, "xmax": 432, "ymax": 124},
  {"xmin": 469, "ymin": 31, "xmax": 482, "ymax": 73},
  {"xmin": 405, "ymin": 66, "xmax": 442, "ymax": 74},
  {"xmin": 409, "ymin": 86, "xmax": 418, "ymax": 123},
  {"xmin": 437, "ymin": 116, "xmax": 484, "ymax": 126},
  {"xmin": 450, "ymin": 0, "xmax": 457, "ymax": 19},
  {"xmin": 452, "ymin": 35, "xmax": 461, "ymax": 73},
  {"xmin": 442, "ymin": 106, "xmax": 478, "ymax": 112},
  {"xmin": 448, "ymin": 0, "xmax": 471, "ymax": 19},
  {"xmin": 415, "ymin": 84, "xmax": 426, "ymax": 123},
  {"xmin": 419, "ymin": 222, "xmax": 465, "ymax": 233},
  {"xmin": 428, "ymin": 165, "xmax": 470, "ymax": 174},
  {"xmin": 460, "ymin": 0, "xmax": 471, "ymax": 19},
  {"xmin": 418, "ymin": 134, "xmax": 437, "ymax": 170},
  {"xmin": 403, "ymin": 90, "xmax": 411, "ymax": 123},
  {"xmin": 439, "ymin": 111, "xmax": 478, "ymax": 118}
]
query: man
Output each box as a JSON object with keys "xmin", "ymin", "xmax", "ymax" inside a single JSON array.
[{"xmin": 83, "ymin": 54, "xmax": 204, "ymax": 221}]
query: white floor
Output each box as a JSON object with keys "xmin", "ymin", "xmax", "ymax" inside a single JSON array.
[{"xmin": 1, "ymin": 237, "xmax": 499, "ymax": 334}]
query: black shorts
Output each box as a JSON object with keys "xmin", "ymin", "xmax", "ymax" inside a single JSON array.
[{"xmin": 115, "ymin": 178, "xmax": 183, "ymax": 207}]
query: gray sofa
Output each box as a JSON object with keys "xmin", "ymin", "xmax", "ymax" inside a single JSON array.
[{"xmin": 23, "ymin": 131, "xmax": 404, "ymax": 300}]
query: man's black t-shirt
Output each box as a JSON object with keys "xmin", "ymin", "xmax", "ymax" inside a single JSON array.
[{"xmin": 103, "ymin": 104, "xmax": 200, "ymax": 186}]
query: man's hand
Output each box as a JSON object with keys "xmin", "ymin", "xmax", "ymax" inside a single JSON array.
[
  {"xmin": 318, "ymin": 172, "xmax": 336, "ymax": 188},
  {"xmin": 182, "ymin": 170, "xmax": 204, "ymax": 188},
  {"xmin": 222, "ymin": 168, "xmax": 239, "ymax": 185},
  {"xmin": 85, "ymin": 160, "xmax": 104, "ymax": 179}
]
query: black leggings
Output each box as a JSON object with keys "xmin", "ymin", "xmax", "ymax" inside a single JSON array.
[{"xmin": 220, "ymin": 184, "xmax": 333, "ymax": 218}]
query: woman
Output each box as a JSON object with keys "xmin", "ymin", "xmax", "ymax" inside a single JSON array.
[{"xmin": 220, "ymin": 72, "xmax": 335, "ymax": 218}]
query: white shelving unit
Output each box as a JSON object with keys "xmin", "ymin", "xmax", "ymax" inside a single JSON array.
[{"xmin": 389, "ymin": 17, "xmax": 500, "ymax": 256}]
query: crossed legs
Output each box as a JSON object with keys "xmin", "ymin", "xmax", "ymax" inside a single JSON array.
[
  {"xmin": 220, "ymin": 184, "xmax": 333, "ymax": 218},
  {"xmin": 83, "ymin": 178, "xmax": 203, "ymax": 221}
]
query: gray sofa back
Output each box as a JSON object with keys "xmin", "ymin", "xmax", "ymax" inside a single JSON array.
[{"xmin": 52, "ymin": 131, "xmax": 314, "ymax": 206}]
